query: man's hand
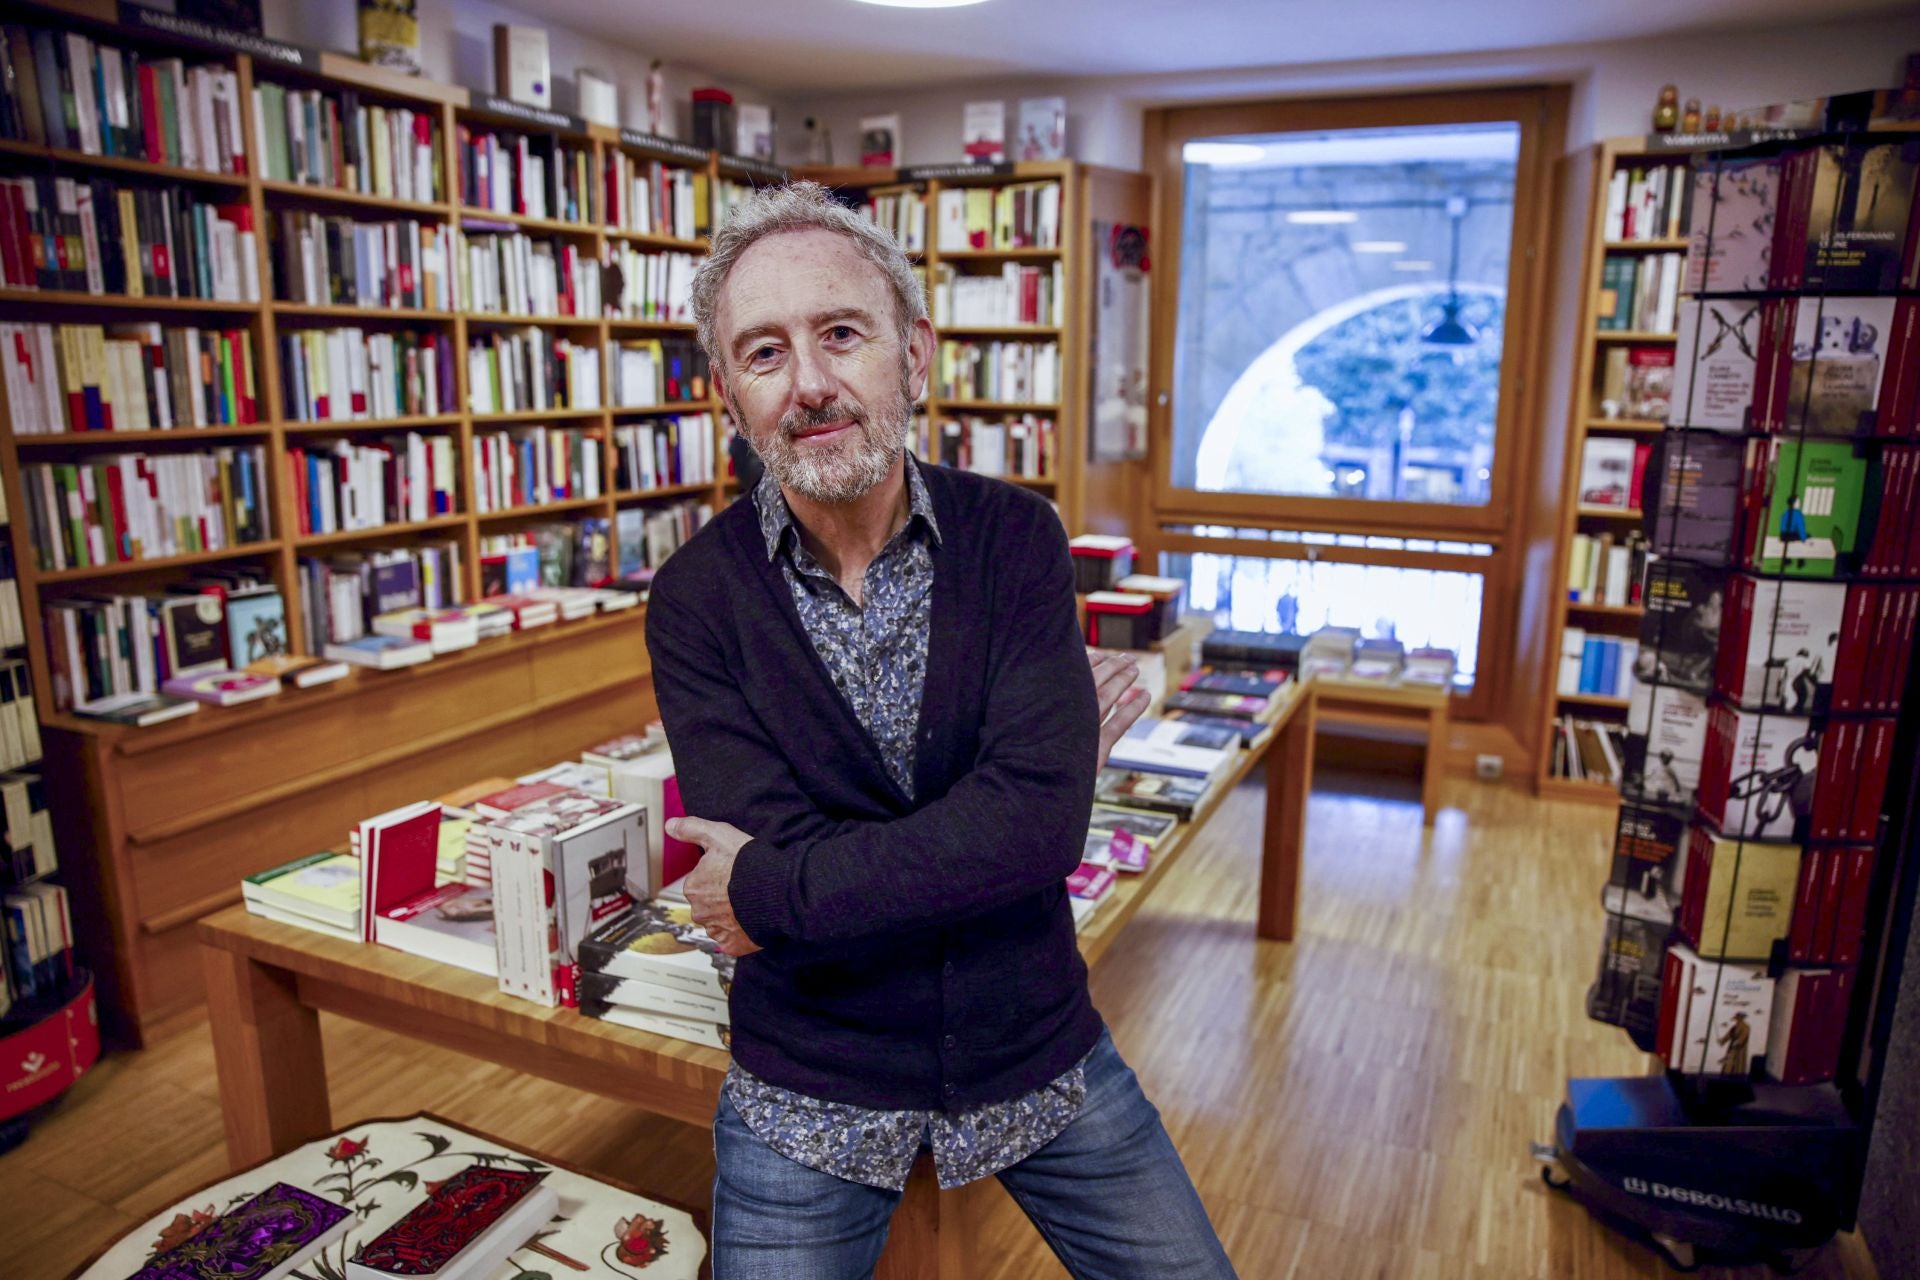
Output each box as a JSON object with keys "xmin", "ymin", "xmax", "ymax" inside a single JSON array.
[
  {"xmin": 666, "ymin": 816, "xmax": 763, "ymax": 957},
  {"xmin": 1089, "ymin": 648, "xmax": 1151, "ymax": 769}
]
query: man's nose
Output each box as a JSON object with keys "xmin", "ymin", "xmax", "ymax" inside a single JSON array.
[{"xmin": 790, "ymin": 342, "xmax": 838, "ymax": 409}]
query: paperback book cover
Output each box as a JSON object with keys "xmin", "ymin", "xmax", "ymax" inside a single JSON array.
[
  {"xmin": 1611, "ymin": 803, "xmax": 1688, "ymax": 904},
  {"xmin": 1094, "ymin": 766, "xmax": 1208, "ymax": 820},
  {"xmin": 1800, "ymin": 140, "xmax": 1920, "ymax": 293},
  {"xmin": 1644, "ymin": 432, "xmax": 1746, "ymax": 564},
  {"xmin": 1659, "ymin": 944, "xmax": 1774, "ymax": 1076},
  {"xmin": 1765, "ymin": 967, "xmax": 1855, "ymax": 1085},
  {"xmin": 1587, "ymin": 910, "xmax": 1671, "ymax": 1049},
  {"xmin": 1782, "ymin": 296, "xmax": 1900, "ymax": 436},
  {"xmin": 1716, "ymin": 576, "xmax": 1845, "ymax": 714},
  {"xmin": 1669, "ymin": 299, "xmax": 1760, "ymax": 431},
  {"xmin": 1579, "ymin": 437, "xmax": 1637, "ymax": 508},
  {"xmin": 1620, "ymin": 684, "xmax": 1709, "ymax": 809},
  {"xmin": 1086, "ymin": 803, "xmax": 1179, "ymax": 848},
  {"xmin": 1698, "ymin": 705, "xmax": 1820, "ymax": 842},
  {"xmin": 130, "ymin": 1181, "xmax": 350, "ymax": 1280},
  {"xmin": 1676, "ymin": 824, "xmax": 1802, "ymax": 960},
  {"xmin": 1635, "ymin": 559, "xmax": 1725, "ymax": 694},
  {"xmin": 1752, "ymin": 439, "xmax": 1869, "ymax": 577},
  {"xmin": 347, "ymin": 1163, "xmax": 554, "ymax": 1280},
  {"xmin": 1683, "ymin": 157, "xmax": 1780, "ymax": 294},
  {"xmin": 576, "ymin": 898, "xmax": 736, "ymax": 1000}
]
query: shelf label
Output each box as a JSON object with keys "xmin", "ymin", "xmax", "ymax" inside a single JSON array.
[
  {"xmin": 118, "ymin": 3, "xmax": 316, "ymax": 68},
  {"xmin": 900, "ymin": 161, "xmax": 1014, "ymax": 181},
  {"xmin": 1640, "ymin": 127, "xmax": 1816, "ymax": 153},
  {"xmin": 473, "ymin": 95, "xmax": 587, "ymax": 134},
  {"xmin": 721, "ymin": 155, "xmax": 790, "ymax": 184},
  {"xmin": 619, "ymin": 130, "xmax": 712, "ymax": 166}
]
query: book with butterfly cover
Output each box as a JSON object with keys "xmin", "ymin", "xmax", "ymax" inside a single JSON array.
[
  {"xmin": 130, "ymin": 1182, "xmax": 351, "ymax": 1280},
  {"xmin": 346, "ymin": 1164, "xmax": 557, "ymax": 1280}
]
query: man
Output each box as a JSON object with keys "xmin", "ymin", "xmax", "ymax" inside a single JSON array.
[{"xmin": 644, "ymin": 182, "xmax": 1236, "ymax": 1279}]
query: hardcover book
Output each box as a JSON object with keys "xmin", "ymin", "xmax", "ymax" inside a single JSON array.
[
  {"xmin": 347, "ymin": 1163, "xmax": 555, "ymax": 1280},
  {"xmin": 131, "ymin": 1181, "xmax": 350, "ymax": 1280},
  {"xmin": 1669, "ymin": 299, "xmax": 1760, "ymax": 431},
  {"xmin": 1751, "ymin": 439, "xmax": 1868, "ymax": 577}
]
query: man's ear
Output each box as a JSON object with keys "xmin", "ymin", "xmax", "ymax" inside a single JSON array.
[{"xmin": 906, "ymin": 316, "xmax": 935, "ymax": 402}]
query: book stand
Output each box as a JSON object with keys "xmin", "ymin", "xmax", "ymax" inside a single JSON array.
[{"xmin": 1539, "ymin": 108, "xmax": 1920, "ymax": 1271}]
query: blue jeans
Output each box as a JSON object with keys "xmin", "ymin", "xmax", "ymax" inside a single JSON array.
[{"xmin": 711, "ymin": 1030, "xmax": 1237, "ymax": 1279}]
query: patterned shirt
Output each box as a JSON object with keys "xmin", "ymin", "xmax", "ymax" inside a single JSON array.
[{"xmin": 726, "ymin": 462, "xmax": 1087, "ymax": 1191}]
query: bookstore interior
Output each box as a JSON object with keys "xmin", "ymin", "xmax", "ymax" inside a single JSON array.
[{"xmin": 1, "ymin": 0, "xmax": 1919, "ymax": 1276}]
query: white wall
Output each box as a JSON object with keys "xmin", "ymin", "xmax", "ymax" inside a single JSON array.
[
  {"xmin": 257, "ymin": 0, "xmax": 797, "ymax": 143},
  {"xmin": 799, "ymin": 14, "xmax": 1917, "ymax": 168}
]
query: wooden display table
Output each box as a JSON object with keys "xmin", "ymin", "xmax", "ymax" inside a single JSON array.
[
  {"xmin": 196, "ymin": 683, "xmax": 1317, "ymax": 1280},
  {"xmin": 1304, "ymin": 675, "xmax": 1450, "ymax": 824}
]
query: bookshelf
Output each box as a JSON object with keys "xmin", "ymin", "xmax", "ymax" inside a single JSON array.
[
  {"xmin": 793, "ymin": 160, "xmax": 1096, "ymax": 533},
  {"xmin": 1534, "ymin": 137, "xmax": 1692, "ymax": 804}
]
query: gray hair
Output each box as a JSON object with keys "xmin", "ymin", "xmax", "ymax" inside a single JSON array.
[{"xmin": 691, "ymin": 180, "xmax": 928, "ymax": 374}]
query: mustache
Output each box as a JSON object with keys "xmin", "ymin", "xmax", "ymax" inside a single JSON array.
[{"xmin": 779, "ymin": 401, "xmax": 868, "ymax": 436}]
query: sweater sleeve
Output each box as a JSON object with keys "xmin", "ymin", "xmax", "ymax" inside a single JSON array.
[{"xmin": 726, "ymin": 507, "xmax": 1099, "ymax": 947}]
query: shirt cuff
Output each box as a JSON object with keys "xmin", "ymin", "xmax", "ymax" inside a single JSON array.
[{"xmin": 728, "ymin": 836, "xmax": 794, "ymax": 946}]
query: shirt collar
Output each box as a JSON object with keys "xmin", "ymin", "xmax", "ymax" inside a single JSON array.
[{"xmin": 753, "ymin": 455, "xmax": 942, "ymax": 564}]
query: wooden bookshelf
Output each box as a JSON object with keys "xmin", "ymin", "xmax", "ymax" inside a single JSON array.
[
  {"xmin": 1533, "ymin": 137, "xmax": 1696, "ymax": 803},
  {"xmin": 793, "ymin": 160, "xmax": 1090, "ymax": 527}
]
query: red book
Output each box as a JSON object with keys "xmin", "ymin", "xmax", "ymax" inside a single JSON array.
[
  {"xmin": 1628, "ymin": 442, "xmax": 1653, "ymax": 511},
  {"xmin": 0, "ymin": 184, "xmax": 23, "ymax": 287},
  {"xmin": 660, "ymin": 775, "xmax": 699, "ymax": 885},
  {"xmin": 103, "ymin": 461, "xmax": 130, "ymax": 560},
  {"xmin": 1828, "ymin": 586, "xmax": 1877, "ymax": 712},
  {"xmin": 1655, "ymin": 946, "xmax": 1686, "ymax": 1065},
  {"xmin": 1788, "ymin": 848, "xmax": 1825, "ymax": 963},
  {"xmin": 1849, "ymin": 719, "xmax": 1897, "ymax": 843},
  {"xmin": 1831, "ymin": 847, "xmax": 1874, "ymax": 967},
  {"xmin": 347, "ymin": 1164, "xmax": 553, "ymax": 1278}
]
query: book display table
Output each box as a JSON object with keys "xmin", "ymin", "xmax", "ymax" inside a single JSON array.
[
  {"xmin": 70, "ymin": 1113, "xmax": 708, "ymax": 1280},
  {"xmin": 194, "ymin": 681, "xmax": 1320, "ymax": 1280},
  {"xmin": 1307, "ymin": 676, "xmax": 1451, "ymax": 825}
]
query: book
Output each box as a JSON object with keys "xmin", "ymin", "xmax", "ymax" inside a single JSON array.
[
  {"xmin": 1656, "ymin": 943, "xmax": 1773, "ymax": 1076},
  {"xmin": 225, "ymin": 587, "xmax": 288, "ymax": 669},
  {"xmin": 1643, "ymin": 432, "xmax": 1745, "ymax": 565},
  {"xmin": 585, "ymin": 1001, "xmax": 731, "ymax": 1049},
  {"xmin": 1016, "ymin": 97, "xmax": 1066, "ymax": 161},
  {"xmin": 1675, "ymin": 824, "xmax": 1801, "ymax": 960},
  {"xmin": 578, "ymin": 969, "xmax": 729, "ymax": 1024},
  {"xmin": 487, "ymin": 791, "xmax": 645, "ymax": 1007},
  {"xmin": 347, "ymin": 1164, "xmax": 556, "ymax": 1280},
  {"xmin": 1579, "ymin": 437, "xmax": 1637, "ymax": 508},
  {"xmin": 1765, "ymin": 967, "xmax": 1855, "ymax": 1085},
  {"xmin": 1094, "ymin": 766, "xmax": 1208, "ymax": 820},
  {"xmin": 325, "ymin": 633, "xmax": 433, "ymax": 669},
  {"xmin": 244, "ymin": 654, "xmax": 350, "ymax": 688},
  {"xmin": 1794, "ymin": 140, "xmax": 1920, "ymax": 293},
  {"xmin": 131, "ymin": 1181, "xmax": 351, "ymax": 1280},
  {"xmin": 1669, "ymin": 299, "xmax": 1760, "ymax": 431},
  {"xmin": 1715, "ymin": 576, "xmax": 1845, "ymax": 714},
  {"xmin": 1620, "ymin": 684, "xmax": 1708, "ymax": 809},
  {"xmin": 162, "ymin": 668, "xmax": 280, "ymax": 706},
  {"xmin": 1781, "ymin": 296, "xmax": 1902, "ymax": 436},
  {"xmin": 858, "ymin": 113, "xmax": 900, "ymax": 168},
  {"xmin": 1086, "ymin": 803, "xmax": 1179, "ymax": 849},
  {"xmin": 1750, "ymin": 439, "xmax": 1868, "ymax": 577},
  {"xmin": 362, "ymin": 801, "xmax": 498, "ymax": 976},
  {"xmin": 1789, "ymin": 846, "xmax": 1875, "ymax": 967},
  {"xmin": 576, "ymin": 897, "xmax": 736, "ymax": 1001},
  {"xmin": 159, "ymin": 594, "xmax": 230, "ymax": 677},
  {"xmin": 1683, "ymin": 156, "xmax": 1779, "ymax": 294},
  {"xmin": 1587, "ymin": 910, "xmax": 1671, "ymax": 1048},
  {"xmin": 1635, "ymin": 560, "xmax": 1724, "ymax": 694},
  {"xmin": 961, "ymin": 100, "xmax": 1006, "ymax": 165},
  {"xmin": 73, "ymin": 690, "xmax": 199, "ymax": 726},
  {"xmin": 491, "ymin": 25, "xmax": 551, "ymax": 109},
  {"xmin": 602, "ymin": 746, "xmax": 698, "ymax": 892},
  {"xmin": 243, "ymin": 849, "xmax": 360, "ymax": 934},
  {"xmin": 1623, "ymin": 346, "xmax": 1674, "ymax": 420},
  {"xmin": 1108, "ymin": 716, "xmax": 1235, "ymax": 780},
  {"xmin": 1696, "ymin": 705, "xmax": 1820, "ymax": 842}
]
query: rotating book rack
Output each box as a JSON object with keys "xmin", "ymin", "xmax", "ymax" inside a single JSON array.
[{"xmin": 1540, "ymin": 111, "xmax": 1920, "ymax": 1272}]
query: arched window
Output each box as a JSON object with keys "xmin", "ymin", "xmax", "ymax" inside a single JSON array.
[{"xmin": 1196, "ymin": 284, "xmax": 1505, "ymax": 504}]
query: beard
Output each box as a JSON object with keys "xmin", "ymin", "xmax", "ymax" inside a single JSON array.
[{"xmin": 744, "ymin": 377, "xmax": 914, "ymax": 505}]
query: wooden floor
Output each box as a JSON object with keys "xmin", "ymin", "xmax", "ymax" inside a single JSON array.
[{"xmin": 3, "ymin": 771, "xmax": 1881, "ymax": 1280}]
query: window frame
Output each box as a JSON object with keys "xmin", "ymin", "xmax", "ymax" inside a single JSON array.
[{"xmin": 1144, "ymin": 86, "xmax": 1567, "ymax": 722}]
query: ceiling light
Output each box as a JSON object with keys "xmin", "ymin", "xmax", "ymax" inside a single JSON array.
[
  {"xmin": 1392, "ymin": 260, "xmax": 1435, "ymax": 272},
  {"xmin": 1353, "ymin": 240, "xmax": 1407, "ymax": 254},
  {"xmin": 1286, "ymin": 210, "xmax": 1358, "ymax": 225},
  {"xmin": 1184, "ymin": 142, "xmax": 1264, "ymax": 165},
  {"xmin": 850, "ymin": 0, "xmax": 990, "ymax": 6}
]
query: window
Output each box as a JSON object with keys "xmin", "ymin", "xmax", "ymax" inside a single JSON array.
[
  {"xmin": 1173, "ymin": 123, "xmax": 1519, "ymax": 505},
  {"xmin": 1147, "ymin": 88, "xmax": 1565, "ymax": 721}
]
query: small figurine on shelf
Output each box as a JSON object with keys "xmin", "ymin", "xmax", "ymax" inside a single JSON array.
[
  {"xmin": 1683, "ymin": 98, "xmax": 1703, "ymax": 132},
  {"xmin": 1653, "ymin": 85, "xmax": 1680, "ymax": 132},
  {"xmin": 1703, "ymin": 104, "xmax": 1722, "ymax": 132},
  {"xmin": 802, "ymin": 117, "xmax": 833, "ymax": 165},
  {"xmin": 646, "ymin": 60, "xmax": 666, "ymax": 136}
]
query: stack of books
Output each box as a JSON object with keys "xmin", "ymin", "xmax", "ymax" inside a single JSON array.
[
  {"xmin": 1299, "ymin": 626, "xmax": 1360, "ymax": 680},
  {"xmin": 576, "ymin": 885, "xmax": 733, "ymax": 1049},
  {"xmin": 243, "ymin": 850, "xmax": 362, "ymax": 942},
  {"xmin": 1348, "ymin": 638, "xmax": 1406, "ymax": 682}
]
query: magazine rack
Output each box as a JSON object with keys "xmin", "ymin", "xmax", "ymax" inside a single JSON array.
[{"xmin": 1539, "ymin": 100, "xmax": 1920, "ymax": 1271}]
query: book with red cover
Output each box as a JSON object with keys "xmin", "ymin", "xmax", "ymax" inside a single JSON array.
[
  {"xmin": 1765, "ymin": 967, "xmax": 1855, "ymax": 1086},
  {"xmin": 346, "ymin": 1164, "xmax": 556, "ymax": 1280}
]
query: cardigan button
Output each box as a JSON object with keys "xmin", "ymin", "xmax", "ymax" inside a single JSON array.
[
  {"xmin": 944, "ymin": 1083, "xmax": 957, "ymax": 1097},
  {"xmin": 942, "ymin": 962, "xmax": 955, "ymax": 978},
  {"xmin": 944, "ymin": 1034, "xmax": 957, "ymax": 1050}
]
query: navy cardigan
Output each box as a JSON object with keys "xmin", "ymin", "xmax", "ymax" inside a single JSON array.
[{"xmin": 644, "ymin": 460, "xmax": 1103, "ymax": 1111}]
